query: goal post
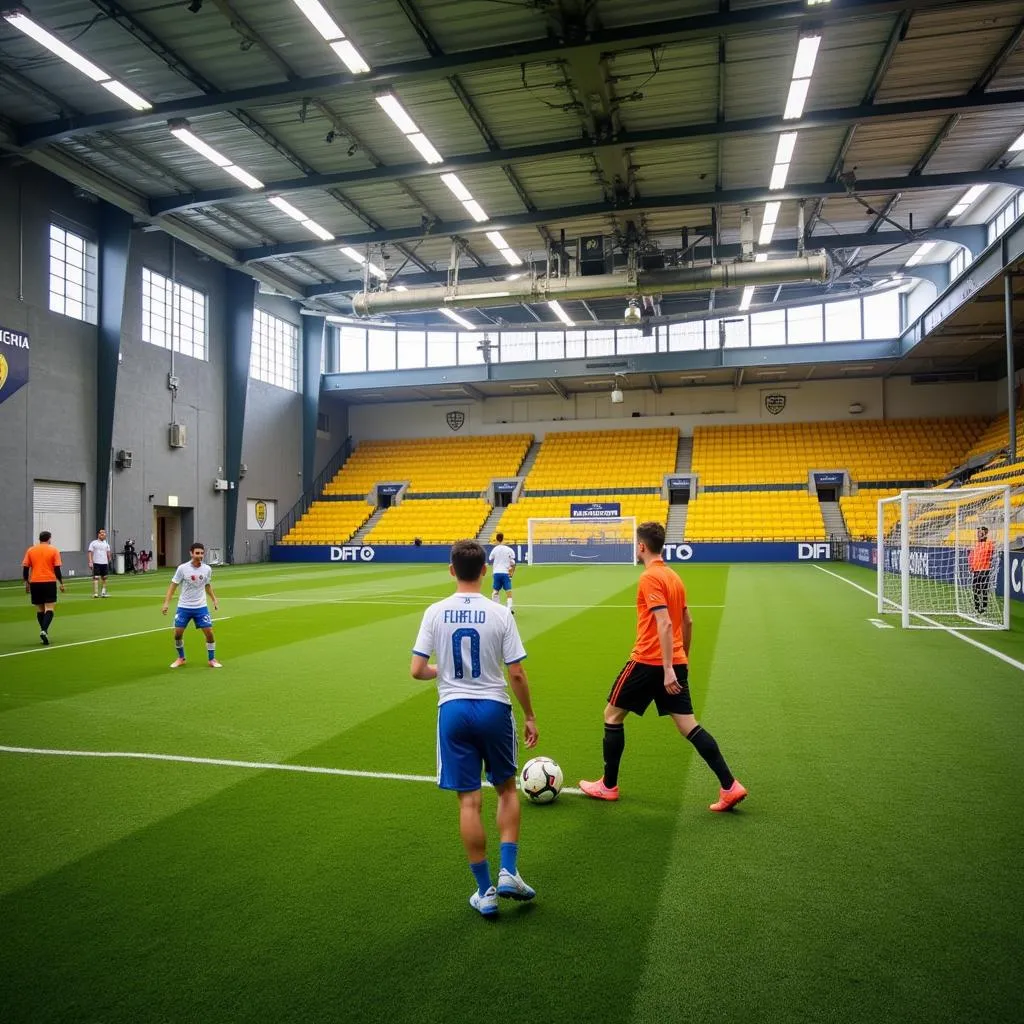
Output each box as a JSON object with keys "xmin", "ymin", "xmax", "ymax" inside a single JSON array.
[
  {"xmin": 877, "ymin": 486, "xmax": 1010, "ymax": 630},
  {"xmin": 527, "ymin": 516, "xmax": 637, "ymax": 565}
]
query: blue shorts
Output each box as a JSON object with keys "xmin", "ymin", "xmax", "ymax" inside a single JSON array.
[
  {"xmin": 437, "ymin": 699, "xmax": 517, "ymax": 792},
  {"xmin": 174, "ymin": 606, "xmax": 213, "ymax": 630},
  {"xmin": 492, "ymin": 573, "xmax": 512, "ymax": 592}
]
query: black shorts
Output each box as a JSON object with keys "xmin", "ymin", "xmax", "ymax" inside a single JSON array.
[
  {"xmin": 92, "ymin": 564, "xmax": 109, "ymax": 578},
  {"xmin": 29, "ymin": 582, "xmax": 57, "ymax": 605},
  {"xmin": 607, "ymin": 661, "xmax": 693, "ymax": 717}
]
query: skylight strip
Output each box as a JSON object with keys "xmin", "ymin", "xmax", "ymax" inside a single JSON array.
[
  {"xmin": 463, "ymin": 199, "xmax": 489, "ymax": 222},
  {"xmin": 438, "ymin": 307, "xmax": 474, "ymax": 329},
  {"xmin": 739, "ymin": 286, "xmax": 755, "ymax": 311},
  {"xmin": 548, "ymin": 300, "xmax": 574, "ymax": 327},
  {"xmin": 783, "ymin": 78, "xmax": 810, "ymax": 120},
  {"xmin": 792, "ymin": 35, "xmax": 821, "ymax": 81}
]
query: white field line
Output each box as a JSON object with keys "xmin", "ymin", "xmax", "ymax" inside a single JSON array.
[
  {"xmin": 0, "ymin": 618, "xmax": 232, "ymax": 659},
  {"xmin": 0, "ymin": 744, "xmax": 584, "ymax": 796},
  {"xmin": 814, "ymin": 565, "xmax": 1024, "ymax": 673},
  {"xmin": 240, "ymin": 595, "xmax": 725, "ymax": 610}
]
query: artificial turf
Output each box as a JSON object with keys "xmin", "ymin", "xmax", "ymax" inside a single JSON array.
[{"xmin": 1, "ymin": 561, "xmax": 1021, "ymax": 1024}]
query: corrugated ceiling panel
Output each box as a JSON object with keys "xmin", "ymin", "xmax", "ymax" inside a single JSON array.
[
  {"xmin": 842, "ymin": 116, "xmax": 950, "ymax": 178},
  {"xmin": 874, "ymin": 2, "xmax": 1024, "ymax": 102},
  {"xmin": 720, "ymin": 134, "xmax": 779, "ymax": 190},
  {"xmin": 807, "ymin": 16, "xmax": 897, "ymax": 110},
  {"xmin": 502, "ymin": 156, "xmax": 606, "ymax": 209},
  {"xmin": 598, "ymin": 0, "xmax": 720, "ymax": 26},
  {"xmin": 924, "ymin": 109, "xmax": 1024, "ymax": 174},
  {"xmin": 633, "ymin": 141, "xmax": 719, "ymax": 196},
  {"xmin": 724, "ymin": 30, "xmax": 797, "ymax": 120},
  {"xmin": 407, "ymin": 0, "xmax": 549, "ymax": 54}
]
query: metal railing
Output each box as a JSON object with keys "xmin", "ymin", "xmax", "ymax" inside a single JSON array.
[{"xmin": 273, "ymin": 436, "xmax": 355, "ymax": 544}]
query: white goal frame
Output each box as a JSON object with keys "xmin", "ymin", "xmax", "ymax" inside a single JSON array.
[
  {"xmin": 876, "ymin": 486, "xmax": 1011, "ymax": 630},
  {"xmin": 527, "ymin": 516, "xmax": 637, "ymax": 565}
]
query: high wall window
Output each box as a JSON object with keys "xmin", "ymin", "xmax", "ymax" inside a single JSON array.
[
  {"xmin": 141, "ymin": 267, "xmax": 208, "ymax": 360},
  {"xmin": 987, "ymin": 191, "xmax": 1022, "ymax": 246},
  {"xmin": 49, "ymin": 224, "xmax": 97, "ymax": 324},
  {"xmin": 250, "ymin": 308, "xmax": 300, "ymax": 391}
]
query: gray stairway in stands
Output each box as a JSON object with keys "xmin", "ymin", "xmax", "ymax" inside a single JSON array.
[
  {"xmin": 675, "ymin": 434, "xmax": 693, "ymax": 473},
  {"xmin": 477, "ymin": 506, "xmax": 507, "ymax": 543},
  {"xmin": 666, "ymin": 505, "xmax": 688, "ymax": 543},
  {"xmin": 517, "ymin": 439, "xmax": 543, "ymax": 478},
  {"xmin": 350, "ymin": 507, "xmax": 386, "ymax": 543},
  {"xmin": 820, "ymin": 501, "xmax": 850, "ymax": 542}
]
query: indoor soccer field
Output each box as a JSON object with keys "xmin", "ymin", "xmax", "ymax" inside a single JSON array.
[{"xmin": 1, "ymin": 561, "xmax": 1022, "ymax": 1024}]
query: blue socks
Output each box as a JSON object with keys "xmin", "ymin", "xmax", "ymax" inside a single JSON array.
[
  {"xmin": 206, "ymin": 643, "xmax": 216, "ymax": 662},
  {"xmin": 175, "ymin": 641, "xmax": 185, "ymax": 660},
  {"xmin": 469, "ymin": 859, "xmax": 492, "ymax": 896},
  {"xmin": 500, "ymin": 842, "xmax": 518, "ymax": 876}
]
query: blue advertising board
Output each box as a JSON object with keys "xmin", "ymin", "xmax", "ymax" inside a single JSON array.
[
  {"xmin": 813, "ymin": 472, "xmax": 844, "ymax": 487},
  {"xmin": 667, "ymin": 477, "xmax": 692, "ymax": 489},
  {"xmin": 270, "ymin": 541, "xmax": 834, "ymax": 564},
  {"xmin": 494, "ymin": 481, "xmax": 519, "ymax": 492},
  {"xmin": 570, "ymin": 502, "xmax": 622, "ymax": 520},
  {"xmin": 0, "ymin": 324, "xmax": 30, "ymax": 405},
  {"xmin": 377, "ymin": 483, "xmax": 404, "ymax": 496}
]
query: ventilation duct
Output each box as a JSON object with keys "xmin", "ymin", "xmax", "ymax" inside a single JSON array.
[{"xmin": 350, "ymin": 254, "xmax": 830, "ymax": 318}]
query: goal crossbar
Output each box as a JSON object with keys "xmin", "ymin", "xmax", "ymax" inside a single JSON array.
[{"xmin": 876, "ymin": 485, "xmax": 1010, "ymax": 630}]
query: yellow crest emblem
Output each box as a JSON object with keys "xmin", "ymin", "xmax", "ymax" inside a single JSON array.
[
  {"xmin": 0, "ymin": 353, "xmax": 8, "ymax": 392},
  {"xmin": 254, "ymin": 500, "xmax": 268, "ymax": 528}
]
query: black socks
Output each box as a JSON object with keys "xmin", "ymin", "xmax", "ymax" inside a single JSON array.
[
  {"xmin": 603, "ymin": 723, "xmax": 625, "ymax": 788},
  {"xmin": 41, "ymin": 610, "xmax": 54, "ymax": 633},
  {"xmin": 36, "ymin": 611, "xmax": 44, "ymax": 629},
  {"xmin": 686, "ymin": 724, "xmax": 735, "ymax": 790}
]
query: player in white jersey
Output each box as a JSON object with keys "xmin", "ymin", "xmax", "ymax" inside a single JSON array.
[
  {"xmin": 88, "ymin": 528, "xmax": 113, "ymax": 598},
  {"xmin": 488, "ymin": 532, "xmax": 517, "ymax": 614},
  {"xmin": 411, "ymin": 540, "xmax": 539, "ymax": 917},
  {"xmin": 160, "ymin": 542, "xmax": 222, "ymax": 669}
]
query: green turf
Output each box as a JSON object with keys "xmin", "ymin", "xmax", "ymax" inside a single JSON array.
[{"xmin": 1, "ymin": 562, "xmax": 1021, "ymax": 1023}]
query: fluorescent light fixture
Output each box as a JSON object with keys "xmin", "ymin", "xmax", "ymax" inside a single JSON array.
[
  {"xmin": 754, "ymin": 253, "xmax": 768, "ymax": 263},
  {"xmin": 406, "ymin": 132, "xmax": 443, "ymax": 164},
  {"xmin": 1009, "ymin": 130, "xmax": 1024, "ymax": 152},
  {"xmin": 769, "ymin": 162, "xmax": 790, "ymax": 190},
  {"xmin": 269, "ymin": 196, "xmax": 306, "ymax": 221},
  {"xmin": 792, "ymin": 34, "xmax": 822, "ymax": 80},
  {"xmin": 905, "ymin": 241, "xmax": 936, "ymax": 267},
  {"xmin": 463, "ymin": 199, "xmax": 489, "ymax": 222},
  {"xmin": 807, "ymin": 1, "xmax": 831, "ymax": 6},
  {"xmin": 100, "ymin": 79, "xmax": 151, "ymax": 111},
  {"xmin": 290, "ymin": 0, "xmax": 343, "ymax": 41},
  {"xmin": 330, "ymin": 39, "xmax": 369, "ymax": 74},
  {"xmin": 775, "ymin": 131, "xmax": 798, "ymax": 165},
  {"xmin": 783, "ymin": 78, "xmax": 810, "ymax": 120},
  {"xmin": 486, "ymin": 230, "xmax": 523, "ymax": 265},
  {"xmin": 223, "ymin": 165, "xmax": 264, "ymax": 190},
  {"xmin": 947, "ymin": 185, "xmax": 988, "ymax": 218},
  {"xmin": 506, "ymin": 273, "xmax": 524, "ymax": 281},
  {"xmin": 438, "ymin": 307, "xmax": 474, "ymax": 329},
  {"xmin": 302, "ymin": 219, "xmax": 335, "ymax": 241},
  {"xmin": 393, "ymin": 285, "xmax": 409, "ymax": 292},
  {"xmin": 548, "ymin": 300, "xmax": 574, "ymax": 327},
  {"xmin": 341, "ymin": 246, "xmax": 387, "ymax": 279},
  {"xmin": 739, "ymin": 286, "xmax": 755, "ymax": 311},
  {"xmin": 170, "ymin": 123, "xmax": 231, "ymax": 166},
  {"xmin": 758, "ymin": 224, "xmax": 775, "ymax": 246},
  {"xmin": 441, "ymin": 173, "xmax": 472, "ymax": 201},
  {"xmin": 500, "ymin": 249, "xmax": 524, "ymax": 267},
  {"xmin": 759, "ymin": 200, "xmax": 781, "ymax": 245},
  {"xmin": 4, "ymin": 9, "xmax": 153, "ymax": 109},
  {"xmin": 462, "ymin": 291, "xmax": 512, "ymax": 300},
  {"xmin": 375, "ymin": 92, "xmax": 420, "ymax": 135}
]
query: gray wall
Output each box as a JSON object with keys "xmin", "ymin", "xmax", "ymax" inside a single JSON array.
[{"xmin": 0, "ymin": 162, "xmax": 320, "ymax": 577}]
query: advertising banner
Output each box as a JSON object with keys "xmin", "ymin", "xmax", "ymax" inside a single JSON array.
[
  {"xmin": 246, "ymin": 498, "xmax": 276, "ymax": 530},
  {"xmin": 570, "ymin": 502, "xmax": 622, "ymax": 520},
  {"xmin": 0, "ymin": 325, "xmax": 30, "ymax": 405}
]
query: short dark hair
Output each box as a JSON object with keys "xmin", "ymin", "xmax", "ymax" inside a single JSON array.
[
  {"xmin": 978, "ymin": 526, "xmax": 989, "ymax": 538},
  {"xmin": 451, "ymin": 540, "xmax": 487, "ymax": 581},
  {"xmin": 190, "ymin": 541, "xmax": 205, "ymax": 553},
  {"xmin": 39, "ymin": 530, "xmax": 52, "ymax": 543},
  {"xmin": 495, "ymin": 532, "xmax": 504, "ymax": 542},
  {"xmin": 636, "ymin": 521, "xmax": 665, "ymax": 554}
]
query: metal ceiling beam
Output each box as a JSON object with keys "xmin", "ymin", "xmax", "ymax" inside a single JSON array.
[
  {"xmin": 148, "ymin": 86, "xmax": 1024, "ymax": 215},
  {"xmin": 548, "ymin": 378, "xmax": 569, "ymax": 399},
  {"xmin": 16, "ymin": 0, "xmax": 964, "ymax": 146},
  {"xmin": 243, "ymin": 169, "xmax": 1024, "ymax": 263},
  {"xmin": 305, "ymin": 225, "xmax": 983, "ymax": 297}
]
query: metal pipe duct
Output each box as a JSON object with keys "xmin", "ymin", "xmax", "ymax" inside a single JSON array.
[{"xmin": 350, "ymin": 253, "xmax": 830, "ymax": 316}]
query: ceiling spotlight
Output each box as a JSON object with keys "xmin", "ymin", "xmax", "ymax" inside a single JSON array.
[
  {"xmin": 325, "ymin": 130, "xmax": 337, "ymax": 144},
  {"xmin": 187, "ymin": 0, "xmax": 203, "ymax": 12}
]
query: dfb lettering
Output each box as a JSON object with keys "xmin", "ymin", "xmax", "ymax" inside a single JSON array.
[
  {"xmin": 329, "ymin": 546, "xmax": 365, "ymax": 562},
  {"xmin": 797, "ymin": 543, "xmax": 831, "ymax": 560},
  {"xmin": 663, "ymin": 544, "xmax": 693, "ymax": 562}
]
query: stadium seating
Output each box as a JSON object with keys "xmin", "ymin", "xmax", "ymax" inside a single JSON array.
[
  {"xmin": 964, "ymin": 411, "xmax": 1010, "ymax": 460},
  {"xmin": 366, "ymin": 498, "xmax": 492, "ymax": 545},
  {"xmin": 279, "ymin": 500, "xmax": 373, "ymax": 545},
  {"xmin": 324, "ymin": 434, "xmax": 532, "ymax": 496},
  {"xmin": 693, "ymin": 419, "xmax": 986, "ymax": 486},
  {"xmin": 524, "ymin": 429, "xmax": 677, "ymax": 490},
  {"xmin": 684, "ymin": 491, "xmax": 826, "ymax": 542},
  {"xmin": 839, "ymin": 490, "xmax": 900, "ymax": 541},
  {"xmin": 491, "ymin": 493, "xmax": 669, "ymax": 544}
]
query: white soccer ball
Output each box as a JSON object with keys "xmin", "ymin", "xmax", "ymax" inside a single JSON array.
[{"xmin": 520, "ymin": 756, "xmax": 563, "ymax": 804}]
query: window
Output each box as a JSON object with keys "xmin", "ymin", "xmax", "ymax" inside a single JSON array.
[
  {"xmin": 786, "ymin": 304, "xmax": 823, "ymax": 345},
  {"xmin": 317, "ymin": 411, "xmax": 330, "ymax": 437},
  {"xmin": 339, "ymin": 325, "xmax": 366, "ymax": 372},
  {"xmin": 565, "ymin": 331, "xmax": 586, "ymax": 359},
  {"xmin": 862, "ymin": 290, "xmax": 900, "ymax": 340},
  {"xmin": 49, "ymin": 224, "xmax": 97, "ymax": 324},
  {"xmin": 948, "ymin": 247, "xmax": 966, "ymax": 281},
  {"xmin": 141, "ymin": 267, "xmax": 208, "ymax": 360},
  {"xmin": 585, "ymin": 330, "xmax": 614, "ymax": 357},
  {"xmin": 250, "ymin": 308, "xmax": 300, "ymax": 390},
  {"xmin": 669, "ymin": 321, "xmax": 704, "ymax": 351},
  {"xmin": 824, "ymin": 298, "xmax": 861, "ymax": 342},
  {"xmin": 750, "ymin": 309, "xmax": 786, "ymax": 347},
  {"xmin": 367, "ymin": 328, "xmax": 396, "ymax": 371},
  {"xmin": 398, "ymin": 330, "xmax": 426, "ymax": 369},
  {"xmin": 427, "ymin": 331, "xmax": 457, "ymax": 367},
  {"xmin": 616, "ymin": 329, "xmax": 656, "ymax": 354},
  {"xmin": 537, "ymin": 331, "xmax": 565, "ymax": 361},
  {"xmin": 500, "ymin": 331, "xmax": 536, "ymax": 362},
  {"xmin": 458, "ymin": 332, "xmax": 487, "ymax": 366}
]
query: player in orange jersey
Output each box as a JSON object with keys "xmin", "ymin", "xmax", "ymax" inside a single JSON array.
[
  {"xmin": 579, "ymin": 521, "xmax": 746, "ymax": 811},
  {"xmin": 22, "ymin": 530, "xmax": 66, "ymax": 646},
  {"xmin": 968, "ymin": 526, "xmax": 995, "ymax": 615}
]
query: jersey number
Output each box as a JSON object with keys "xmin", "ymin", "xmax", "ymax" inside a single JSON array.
[{"xmin": 451, "ymin": 628, "xmax": 481, "ymax": 679}]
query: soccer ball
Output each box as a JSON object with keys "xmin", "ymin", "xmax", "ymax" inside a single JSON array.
[{"xmin": 520, "ymin": 756, "xmax": 563, "ymax": 804}]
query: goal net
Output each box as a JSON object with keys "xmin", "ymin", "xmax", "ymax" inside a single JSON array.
[
  {"xmin": 527, "ymin": 517, "xmax": 637, "ymax": 565},
  {"xmin": 877, "ymin": 486, "xmax": 1010, "ymax": 629}
]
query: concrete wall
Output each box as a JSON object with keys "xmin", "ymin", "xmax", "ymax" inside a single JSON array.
[
  {"xmin": 346, "ymin": 377, "xmax": 1000, "ymax": 442},
  {"xmin": 0, "ymin": 164, "xmax": 313, "ymax": 577}
]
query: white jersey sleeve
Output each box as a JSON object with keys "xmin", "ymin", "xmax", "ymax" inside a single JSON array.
[
  {"xmin": 173, "ymin": 562, "xmax": 213, "ymax": 609},
  {"xmin": 490, "ymin": 544, "xmax": 516, "ymax": 575},
  {"xmin": 503, "ymin": 613, "xmax": 527, "ymax": 665}
]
